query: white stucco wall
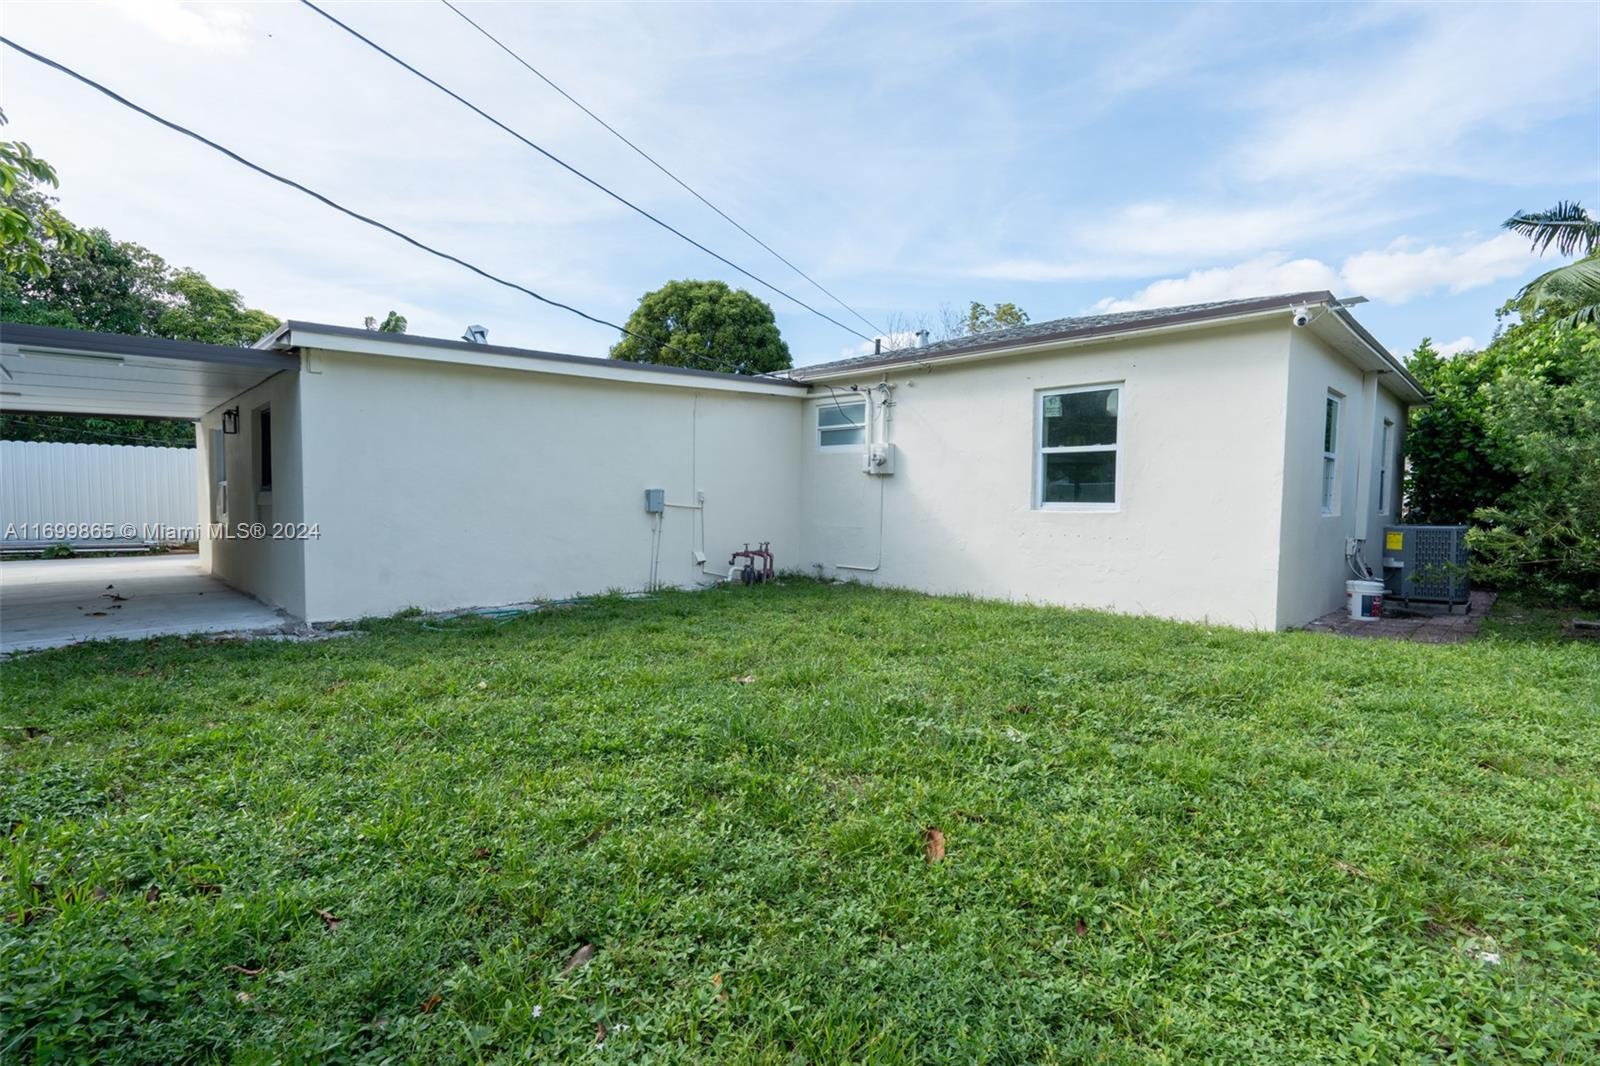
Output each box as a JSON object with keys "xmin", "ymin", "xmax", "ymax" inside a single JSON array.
[
  {"xmin": 797, "ymin": 319, "xmax": 1294, "ymax": 629},
  {"xmin": 293, "ymin": 349, "xmax": 802, "ymax": 622},
  {"xmin": 197, "ymin": 369, "xmax": 306, "ymax": 618},
  {"xmin": 1273, "ymin": 328, "xmax": 1411, "ymax": 627}
]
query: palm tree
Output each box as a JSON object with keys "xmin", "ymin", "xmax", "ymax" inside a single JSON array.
[{"xmin": 1503, "ymin": 201, "xmax": 1600, "ymax": 327}]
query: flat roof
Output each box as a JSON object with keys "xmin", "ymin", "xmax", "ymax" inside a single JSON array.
[
  {"xmin": 266, "ymin": 321, "xmax": 810, "ymax": 396},
  {"xmin": 1, "ymin": 322, "xmax": 299, "ymax": 420}
]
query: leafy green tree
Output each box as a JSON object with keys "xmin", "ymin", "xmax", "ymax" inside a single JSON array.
[
  {"xmin": 966, "ymin": 301, "xmax": 1029, "ymax": 335},
  {"xmin": 1403, "ymin": 337, "xmax": 1515, "ymax": 524},
  {"xmin": 377, "ymin": 311, "xmax": 407, "ymax": 334},
  {"xmin": 0, "ymin": 109, "xmax": 84, "ymax": 277},
  {"xmin": 1503, "ymin": 201, "xmax": 1600, "ymax": 327},
  {"xmin": 1, "ymin": 168, "xmax": 280, "ymax": 446},
  {"xmin": 610, "ymin": 280, "xmax": 790, "ymax": 374},
  {"xmin": 1405, "ymin": 320, "xmax": 1600, "ymax": 607},
  {"xmin": 1466, "ymin": 323, "xmax": 1600, "ymax": 607}
]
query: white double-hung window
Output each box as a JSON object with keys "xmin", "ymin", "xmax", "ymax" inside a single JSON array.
[
  {"xmin": 817, "ymin": 397, "xmax": 866, "ymax": 450},
  {"xmin": 1037, "ymin": 384, "xmax": 1121, "ymax": 509},
  {"xmin": 1321, "ymin": 391, "xmax": 1342, "ymax": 515}
]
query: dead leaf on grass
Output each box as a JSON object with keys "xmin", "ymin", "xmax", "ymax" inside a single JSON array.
[
  {"xmin": 1333, "ymin": 860, "xmax": 1369, "ymax": 879},
  {"xmin": 316, "ymin": 908, "xmax": 342, "ymax": 931},
  {"xmin": 594, "ymin": 1021, "xmax": 608, "ymax": 1046},
  {"xmin": 1007, "ymin": 703, "xmax": 1034, "ymax": 714},
  {"xmin": 561, "ymin": 943, "xmax": 596, "ymax": 975},
  {"xmin": 923, "ymin": 827, "xmax": 946, "ymax": 863},
  {"xmin": 145, "ymin": 885, "xmax": 161, "ymax": 903},
  {"xmin": 1075, "ymin": 919, "xmax": 1088, "ymax": 937},
  {"xmin": 712, "ymin": 972, "xmax": 728, "ymax": 1003},
  {"xmin": 731, "ymin": 675, "xmax": 755, "ymax": 684},
  {"xmin": 473, "ymin": 847, "xmax": 492, "ymax": 860},
  {"xmin": 224, "ymin": 964, "xmax": 265, "ymax": 976},
  {"xmin": 419, "ymin": 994, "xmax": 442, "ymax": 1014},
  {"xmin": 235, "ymin": 991, "xmax": 254, "ymax": 1004}
]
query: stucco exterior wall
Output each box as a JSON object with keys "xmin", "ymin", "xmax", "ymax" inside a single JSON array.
[
  {"xmin": 293, "ymin": 349, "xmax": 801, "ymax": 622},
  {"xmin": 797, "ymin": 319, "xmax": 1293, "ymax": 629},
  {"xmin": 196, "ymin": 369, "xmax": 307, "ymax": 618},
  {"xmin": 1273, "ymin": 328, "xmax": 1410, "ymax": 627}
]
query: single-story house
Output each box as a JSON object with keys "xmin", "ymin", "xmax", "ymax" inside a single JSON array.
[{"xmin": 0, "ymin": 290, "xmax": 1424, "ymax": 630}]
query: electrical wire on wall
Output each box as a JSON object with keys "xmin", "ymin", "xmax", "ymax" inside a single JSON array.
[{"xmin": 836, "ymin": 383, "xmax": 892, "ymax": 573}]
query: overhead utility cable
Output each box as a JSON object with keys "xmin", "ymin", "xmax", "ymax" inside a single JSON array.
[
  {"xmin": 296, "ymin": 0, "xmax": 877, "ymax": 345},
  {"xmin": 437, "ymin": 0, "xmax": 886, "ymax": 338},
  {"xmin": 0, "ymin": 37, "xmax": 747, "ymax": 372}
]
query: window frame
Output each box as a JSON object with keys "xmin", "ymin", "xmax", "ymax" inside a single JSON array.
[
  {"xmin": 255, "ymin": 406, "xmax": 273, "ymax": 494},
  {"xmin": 816, "ymin": 396, "xmax": 868, "ymax": 452},
  {"xmin": 1377, "ymin": 417, "xmax": 1393, "ymax": 516},
  {"xmin": 1321, "ymin": 390, "xmax": 1342, "ymax": 516},
  {"xmin": 1035, "ymin": 382, "xmax": 1124, "ymax": 513}
]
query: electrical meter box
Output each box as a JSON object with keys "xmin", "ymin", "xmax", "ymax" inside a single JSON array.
[
  {"xmin": 864, "ymin": 442, "xmax": 895, "ymax": 475},
  {"xmin": 1381, "ymin": 525, "xmax": 1470, "ymax": 606},
  {"xmin": 644, "ymin": 488, "xmax": 665, "ymax": 514}
]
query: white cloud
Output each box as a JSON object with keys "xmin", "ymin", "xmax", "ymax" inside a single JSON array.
[
  {"xmin": 1234, "ymin": 7, "xmax": 1599, "ymax": 184},
  {"xmin": 837, "ymin": 330, "xmax": 918, "ymax": 360},
  {"xmin": 1341, "ymin": 232, "xmax": 1535, "ymax": 304},
  {"xmin": 106, "ymin": 0, "xmax": 249, "ymax": 49},
  {"xmin": 1091, "ymin": 233, "xmax": 1542, "ymax": 312},
  {"xmin": 1090, "ymin": 253, "xmax": 1340, "ymax": 312},
  {"xmin": 1435, "ymin": 336, "xmax": 1478, "ymax": 358}
]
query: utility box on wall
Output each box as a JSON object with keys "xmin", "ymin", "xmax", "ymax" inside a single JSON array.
[{"xmin": 1382, "ymin": 525, "xmax": 1470, "ymax": 607}]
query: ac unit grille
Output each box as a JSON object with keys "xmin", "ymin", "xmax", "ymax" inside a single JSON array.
[{"xmin": 1382, "ymin": 525, "xmax": 1470, "ymax": 606}]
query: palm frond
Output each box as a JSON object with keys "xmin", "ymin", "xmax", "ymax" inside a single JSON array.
[
  {"xmin": 1516, "ymin": 255, "xmax": 1600, "ymax": 328},
  {"xmin": 1503, "ymin": 200, "xmax": 1599, "ymax": 257}
]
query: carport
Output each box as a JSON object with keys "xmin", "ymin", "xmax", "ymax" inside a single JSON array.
[{"xmin": 1, "ymin": 323, "xmax": 299, "ymax": 651}]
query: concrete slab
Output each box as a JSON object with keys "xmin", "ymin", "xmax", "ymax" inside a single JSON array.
[
  {"xmin": 0, "ymin": 554, "xmax": 288, "ymax": 654},
  {"xmin": 1300, "ymin": 590, "xmax": 1498, "ymax": 644}
]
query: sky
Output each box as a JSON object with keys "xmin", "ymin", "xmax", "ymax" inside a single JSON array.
[{"xmin": 3, "ymin": 1, "xmax": 1597, "ymax": 367}]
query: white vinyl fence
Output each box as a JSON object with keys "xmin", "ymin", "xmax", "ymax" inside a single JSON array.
[{"xmin": 1, "ymin": 441, "xmax": 198, "ymax": 548}]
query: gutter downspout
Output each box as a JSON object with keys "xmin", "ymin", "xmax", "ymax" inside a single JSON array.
[{"xmin": 1349, "ymin": 370, "xmax": 1382, "ymax": 575}]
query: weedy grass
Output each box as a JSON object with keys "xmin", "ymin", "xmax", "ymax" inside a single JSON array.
[{"xmin": 2, "ymin": 580, "xmax": 1597, "ymax": 1062}]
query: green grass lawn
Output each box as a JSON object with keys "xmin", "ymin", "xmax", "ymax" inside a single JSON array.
[{"xmin": 3, "ymin": 581, "xmax": 1598, "ymax": 1063}]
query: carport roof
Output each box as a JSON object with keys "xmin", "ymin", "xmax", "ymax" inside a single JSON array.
[{"xmin": 0, "ymin": 322, "xmax": 297, "ymax": 420}]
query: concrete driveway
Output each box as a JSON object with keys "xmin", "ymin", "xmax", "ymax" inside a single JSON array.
[{"xmin": 0, "ymin": 554, "xmax": 287, "ymax": 654}]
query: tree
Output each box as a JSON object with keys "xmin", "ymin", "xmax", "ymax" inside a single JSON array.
[
  {"xmin": 610, "ymin": 280, "xmax": 790, "ymax": 374},
  {"xmin": 1405, "ymin": 319, "xmax": 1600, "ymax": 607},
  {"xmin": 1466, "ymin": 322, "xmax": 1600, "ymax": 607},
  {"xmin": 365, "ymin": 311, "xmax": 407, "ymax": 333},
  {"xmin": 966, "ymin": 301, "xmax": 1029, "ymax": 335},
  {"xmin": 1503, "ymin": 201, "xmax": 1600, "ymax": 327},
  {"xmin": 1, "ymin": 165, "xmax": 280, "ymax": 447},
  {"xmin": 0, "ymin": 109, "xmax": 84, "ymax": 278}
]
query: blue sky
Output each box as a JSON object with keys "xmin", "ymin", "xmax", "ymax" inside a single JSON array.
[{"xmin": 4, "ymin": 1, "xmax": 1598, "ymax": 366}]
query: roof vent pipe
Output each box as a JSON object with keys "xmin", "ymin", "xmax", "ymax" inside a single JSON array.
[
  {"xmin": 462, "ymin": 324, "xmax": 488, "ymax": 344},
  {"xmin": 915, "ymin": 329, "xmax": 930, "ymax": 349}
]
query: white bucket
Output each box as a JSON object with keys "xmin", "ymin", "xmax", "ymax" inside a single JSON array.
[{"xmin": 1346, "ymin": 580, "xmax": 1384, "ymax": 621}]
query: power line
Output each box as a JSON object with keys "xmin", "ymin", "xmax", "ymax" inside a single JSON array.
[
  {"xmin": 437, "ymin": 0, "xmax": 887, "ymax": 339},
  {"xmin": 296, "ymin": 0, "xmax": 877, "ymax": 346},
  {"xmin": 0, "ymin": 36, "xmax": 731, "ymax": 372}
]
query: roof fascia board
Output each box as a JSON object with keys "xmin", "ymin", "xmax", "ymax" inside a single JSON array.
[
  {"xmin": 275, "ymin": 325, "xmax": 806, "ymax": 398},
  {"xmin": 2, "ymin": 322, "xmax": 299, "ymax": 371}
]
